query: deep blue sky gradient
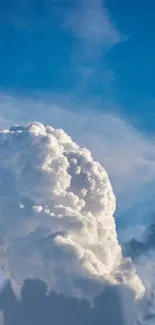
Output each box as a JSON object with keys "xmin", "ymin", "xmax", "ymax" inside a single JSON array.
[{"xmin": 0, "ymin": 0, "xmax": 155, "ymax": 132}]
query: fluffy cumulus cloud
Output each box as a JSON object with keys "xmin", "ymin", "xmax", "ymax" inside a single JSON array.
[{"xmin": 0, "ymin": 122, "xmax": 144, "ymax": 301}]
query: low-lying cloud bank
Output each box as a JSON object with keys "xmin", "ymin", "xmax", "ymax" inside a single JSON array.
[{"xmin": 0, "ymin": 121, "xmax": 144, "ymax": 302}]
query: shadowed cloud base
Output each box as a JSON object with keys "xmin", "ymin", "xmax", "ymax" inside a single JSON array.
[{"xmin": 0, "ymin": 279, "xmax": 136, "ymax": 325}]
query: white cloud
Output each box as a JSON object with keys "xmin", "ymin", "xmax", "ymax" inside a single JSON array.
[
  {"xmin": 0, "ymin": 121, "xmax": 144, "ymax": 302},
  {"xmin": 1, "ymin": 93, "xmax": 155, "ymax": 224}
]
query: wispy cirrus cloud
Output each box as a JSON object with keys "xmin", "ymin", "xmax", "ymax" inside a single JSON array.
[
  {"xmin": 63, "ymin": 0, "xmax": 122, "ymax": 48},
  {"xmin": 58, "ymin": 0, "xmax": 125, "ymax": 90},
  {"xmin": 0, "ymin": 0, "xmax": 125, "ymax": 93}
]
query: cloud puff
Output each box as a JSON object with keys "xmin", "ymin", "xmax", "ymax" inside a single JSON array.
[
  {"xmin": 0, "ymin": 122, "xmax": 144, "ymax": 302},
  {"xmin": 1, "ymin": 93, "xmax": 155, "ymax": 224}
]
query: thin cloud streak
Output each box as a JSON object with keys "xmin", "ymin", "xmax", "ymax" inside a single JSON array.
[
  {"xmin": 59, "ymin": 0, "xmax": 125, "ymax": 91},
  {"xmin": 62, "ymin": 0, "xmax": 122, "ymax": 47}
]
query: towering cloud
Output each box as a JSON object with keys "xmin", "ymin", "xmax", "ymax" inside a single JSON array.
[{"xmin": 0, "ymin": 122, "xmax": 144, "ymax": 301}]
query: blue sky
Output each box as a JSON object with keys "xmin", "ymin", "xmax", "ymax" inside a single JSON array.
[
  {"xmin": 1, "ymin": 3, "xmax": 155, "ymax": 323},
  {"xmin": 0, "ymin": 0, "xmax": 155, "ymax": 132},
  {"xmin": 0, "ymin": 0, "xmax": 155, "ymax": 232}
]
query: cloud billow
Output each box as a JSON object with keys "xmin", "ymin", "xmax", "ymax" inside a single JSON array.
[{"xmin": 0, "ymin": 122, "xmax": 144, "ymax": 302}]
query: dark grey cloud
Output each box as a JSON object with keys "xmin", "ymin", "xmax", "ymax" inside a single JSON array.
[
  {"xmin": 124, "ymin": 224, "xmax": 155, "ymax": 261},
  {"xmin": 0, "ymin": 279, "xmax": 136, "ymax": 325},
  {"xmin": 123, "ymin": 224, "xmax": 155, "ymax": 325}
]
